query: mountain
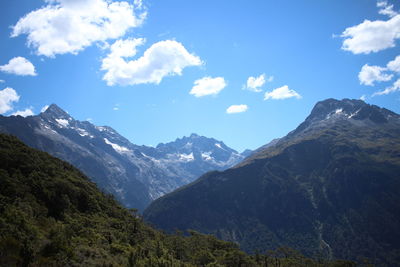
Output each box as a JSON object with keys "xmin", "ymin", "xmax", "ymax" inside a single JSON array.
[
  {"xmin": 0, "ymin": 133, "xmax": 353, "ymax": 266},
  {"xmin": 144, "ymin": 98, "xmax": 400, "ymax": 266},
  {"xmin": 0, "ymin": 104, "xmax": 246, "ymax": 211}
]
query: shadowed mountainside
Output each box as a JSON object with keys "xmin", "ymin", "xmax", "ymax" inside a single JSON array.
[{"xmin": 144, "ymin": 99, "xmax": 400, "ymax": 266}]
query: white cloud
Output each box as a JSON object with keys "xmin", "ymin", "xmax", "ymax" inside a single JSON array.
[
  {"xmin": 134, "ymin": 0, "xmax": 144, "ymax": 10},
  {"xmin": 0, "ymin": 87, "xmax": 20, "ymax": 114},
  {"xmin": 373, "ymin": 78, "xmax": 400, "ymax": 96},
  {"xmin": 0, "ymin": 80, "xmax": 4, "ymax": 83},
  {"xmin": 41, "ymin": 105, "xmax": 49, "ymax": 113},
  {"xmin": 190, "ymin": 77, "xmax": 226, "ymax": 97},
  {"xmin": 12, "ymin": 0, "xmax": 146, "ymax": 57},
  {"xmin": 244, "ymin": 74, "xmax": 273, "ymax": 92},
  {"xmin": 102, "ymin": 39, "xmax": 202, "ymax": 86},
  {"xmin": 358, "ymin": 64, "xmax": 393, "ymax": 85},
  {"xmin": 264, "ymin": 85, "xmax": 301, "ymax": 100},
  {"xmin": 360, "ymin": 94, "xmax": 367, "ymax": 101},
  {"xmin": 359, "ymin": 55, "xmax": 400, "ymax": 96},
  {"xmin": 0, "ymin": 57, "xmax": 36, "ymax": 76},
  {"xmin": 340, "ymin": 13, "xmax": 400, "ymax": 54},
  {"xmin": 226, "ymin": 104, "xmax": 248, "ymax": 114},
  {"xmin": 11, "ymin": 108, "xmax": 34, "ymax": 117},
  {"xmin": 387, "ymin": 55, "xmax": 400, "ymax": 72},
  {"xmin": 377, "ymin": 1, "xmax": 398, "ymax": 18}
]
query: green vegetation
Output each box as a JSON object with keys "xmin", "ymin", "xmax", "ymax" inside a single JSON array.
[{"xmin": 0, "ymin": 133, "xmax": 355, "ymax": 266}]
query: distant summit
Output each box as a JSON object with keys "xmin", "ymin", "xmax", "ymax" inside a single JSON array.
[
  {"xmin": 41, "ymin": 103, "xmax": 72, "ymax": 120},
  {"xmin": 305, "ymin": 98, "xmax": 398, "ymax": 124},
  {"xmin": 0, "ymin": 104, "xmax": 248, "ymax": 210},
  {"xmin": 269, "ymin": 98, "xmax": 400, "ymax": 155}
]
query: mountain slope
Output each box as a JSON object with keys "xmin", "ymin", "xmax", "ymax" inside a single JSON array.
[
  {"xmin": 0, "ymin": 104, "xmax": 246, "ymax": 210},
  {"xmin": 144, "ymin": 99, "xmax": 400, "ymax": 266},
  {"xmin": 0, "ymin": 133, "xmax": 353, "ymax": 266}
]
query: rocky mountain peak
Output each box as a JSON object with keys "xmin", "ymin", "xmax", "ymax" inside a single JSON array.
[
  {"xmin": 189, "ymin": 133, "xmax": 199, "ymax": 138},
  {"xmin": 289, "ymin": 98, "xmax": 400, "ymax": 138},
  {"xmin": 40, "ymin": 103, "xmax": 73, "ymax": 122},
  {"xmin": 308, "ymin": 98, "xmax": 399, "ymax": 124}
]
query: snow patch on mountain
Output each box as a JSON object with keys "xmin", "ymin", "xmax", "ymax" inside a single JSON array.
[
  {"xmin": 75, "ymin": 128, "xmax": 92, "ymax": 137},
  {"xmin": 55, "ymin": 118, "xmax": 69, "ymax": 127},
  {"xmin": 202, "ymin": 151, "xmax": 213, "ymax": 161},
  {"xmin": 178, "ymin": 153, "xmax": 194, "ymax": 162},
  {"xmin": 348, "ymin": 109, "xmax": 361, "ymax": 119},
  {"xmin": 104, "ymin": 138, "xmax": 131, "ymax": 153}
]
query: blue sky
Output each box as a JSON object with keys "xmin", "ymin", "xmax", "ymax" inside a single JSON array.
[{"xmin": 0, "ymin": 0, "xmax": 399, "ymax": 151}]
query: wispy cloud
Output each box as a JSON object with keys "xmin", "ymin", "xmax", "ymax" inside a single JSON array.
[
  {"xmin": 0, "ymin": 57, "xmax": 36, "ymax": 76},
  {"xmin": 373, "ymin": 78, "xmax": 400, "ymax": 96},
  {"xmin": 190, "ymin": 77, "xmax": 226, "ymax": 97},
  {"xmin": 12, "ymin": 0, "xmax": 146, "ymax": 57},
  {"xmin": 102, "ymin": 39, "xmax": 202, "ymax": 86},
  {"xmin": 377, "ymin": 0, "xmax": 399, "ymax": 18}
]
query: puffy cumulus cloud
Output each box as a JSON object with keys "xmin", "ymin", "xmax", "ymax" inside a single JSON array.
[
  {"xmin": 102, "ymin": 39, "xmax": 203, "ymax": 86},
  {"xmin": 377, "ymin": 0, "xmax": 398, "ymax": 18},
  {"xmin": 264, "ymin": 85, "xmax": 301, "ymax": 100},
  {"xmin": 387, "ymin": 55, "xmax": 400, "ymax": 72},
  {"xmin": 190, "ymin": 77, "xmax": 226, "ymax": 97},
  {"xmin": 373, "ymin": 78, "xmax": 400, "ymax": 96},
  {"xmin": 0, "ymin": 57, "xmax": 36, "ymax": 76},
  {"xmin": 12, "ymin": 0, "xmax": 146, "ymax": 57},
  {"xmin": 0, "ymin": 87, "xmax": 20, "ymax": 114},
  {"xmin": 358, "ymin": 64, "xmax": 393, "ymax": 86},
  {"xmin": 244, "ymin": 74, "xmax": 273, "ymax": 92},
  {"xmin": 340, "ymin": 10, "xmax": 400, "ymax": 54},
  {"xmin": 11, "ymin": 108, "xmax": 34, "ymax": 117},
  {"xmin": 226, "ymin": 104, "xmax": 248, "ymax": 114}
]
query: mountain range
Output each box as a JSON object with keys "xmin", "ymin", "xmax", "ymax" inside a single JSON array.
[
  {"xmin": 144, "ymin": 98, "xmax": 400, "ymax": 266},
  {"xmin": 0, "ymin": 132, "xmax": 355, "ymax": 266},
  {"xmin": 0, "ymin": 104, "xmax": 248, "ymax": 211}
]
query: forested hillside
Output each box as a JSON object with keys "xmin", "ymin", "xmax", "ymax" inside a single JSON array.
[{"xmin": 0, "ymin": 133, "xmax": 354, "ymax": 266}]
